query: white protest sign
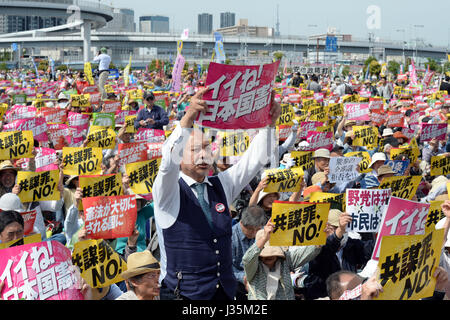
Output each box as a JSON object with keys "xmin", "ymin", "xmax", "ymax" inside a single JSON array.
[{"xmin": 328, "ymin": 157, "xmax": 361, "ymax": 184}]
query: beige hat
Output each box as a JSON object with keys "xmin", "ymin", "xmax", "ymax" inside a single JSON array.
[
  {"xmin": 344, "ymin": 120, "xmax": 356, "ymax": 127},
  {"xmin": 64, "ymin": 175, "xmax": 79, "ymax": 187},
  {"xmin": 120, "ymin": 250, "xmax": 160, "ymax": 280},
  {"xmin": 255, "ymin": 229, "xmax": 286, "ymax": 258},
  {"xmin": 430, "ymin": 176, "xmax": 449, "ymax": 195},
  {"xmin": 377, "ymin": 164, "xmax": 395, "ymax": 176},
  {"xmin": 328, "ymin": 209, "xmax": 342, "ymax": 227},
  {"xmin": 312, "ymin": 148, "xmax": 331, "ymax": 159}
]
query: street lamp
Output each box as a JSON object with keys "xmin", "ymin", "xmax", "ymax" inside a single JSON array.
[
  {"xmin": 396, "ymin": 29, "xmax": 406, "ymax": 65},
  {"xmin": 413, "ymin": 25, "xmax": 424, "ymax": 63},
  {"xmin": 307, "ymin": 24, "xmax": 318, "ymax": 63}
]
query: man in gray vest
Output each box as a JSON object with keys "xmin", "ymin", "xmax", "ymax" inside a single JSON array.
[{"xmin": 153, "ymin": 87, "xmax": 281, "ymax": 300}]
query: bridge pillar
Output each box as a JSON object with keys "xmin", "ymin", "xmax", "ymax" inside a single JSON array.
[{"xmin": 81, "ymin": 21, "xmax": 91, "ymax": 63}]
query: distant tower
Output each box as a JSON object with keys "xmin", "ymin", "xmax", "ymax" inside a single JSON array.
[{"xmin": 275, "ymin": 4, "xmax": 280, "ymax": 37}]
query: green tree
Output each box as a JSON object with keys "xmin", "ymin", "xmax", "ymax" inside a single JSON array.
[
  {"xmin": 443, "ymin": 61, "xmax": 450, "ymax": 74},
  {"xmin": 424, "ymin": 58, "xmax": 442, "ymax": 73},
  {"xmin": 273, "ymin": 51, "xmax": 284, "ymax": 61},
  {"xmin": 0, "ymin": 63, "xmax": 8, "ymax": 71},
  {"xmin": 225, "ymin": 58, "xmax": 232, "ymax": 65},
  {"xmin": 342, "ymin": 66, "xmax": 350, "ymax": 77},
  {"xmin": 387, "ymin": 60, "xmax": 400, "ymax": 77},
  {"xmin": 56, "ymin": 64, "xmax": 67, "ymax": 72}
]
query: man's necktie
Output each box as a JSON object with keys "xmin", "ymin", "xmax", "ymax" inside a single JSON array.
[{"xmin": 192, "ymin": 183, "xmax": 214, "ymax": 229}]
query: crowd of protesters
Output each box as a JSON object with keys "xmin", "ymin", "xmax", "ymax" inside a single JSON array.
[{"xmin": 0, "ymin": 54, "xmax": 449, "ymax": 301}]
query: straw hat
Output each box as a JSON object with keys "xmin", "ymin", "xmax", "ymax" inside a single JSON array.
[
  {"xmin": 312, "ymin": 172, "xmax": 327, "ymax": 186},
  {"xmin": 312, "ymin": 148, "xmax": 331, "ymax": 159},
  {"xmin": 255, "ymin": 229, "xmax": 286, "ymax": 258},
  {"xmin": 64, "ymin": 175, "xmax": 79, "ymax": 187},
  {"xmin": 377, "ymin": 165, "xmax": 395, "ymax": 176},
  {"xmin": 120, "ymin": 250, "xmax": 160, "ymax": 280},
  {"xmin": 0, "ymin": 160, "xmax": 19, "ymax": 174}
]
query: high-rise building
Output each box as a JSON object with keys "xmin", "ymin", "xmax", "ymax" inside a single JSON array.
[
  {"xmin": 220, "ymin": 12, "xmax": 235, "ymax": 28},
  {"xmin": 139, "ymin": 15, "xmax": 169, "ymax": 33},
  {"xmin": 100, "ymin": 8, "xmax": 135, "ymax": 32},
  {"xmin": 198, "ymin": 13, "xmax": 213, "ymax": 35}
]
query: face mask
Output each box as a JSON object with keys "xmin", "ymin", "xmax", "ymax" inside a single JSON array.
[{"xmin": 59, "ymin": 102, "xmax": 68, "ymax": 109}]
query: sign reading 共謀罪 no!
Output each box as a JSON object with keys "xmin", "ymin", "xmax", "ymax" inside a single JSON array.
[
  {"xmin": 374, "ymin": 229, "xmax": 444, "ymax": 300},
  {"xmin": 62, "ymin": 147, "xmax": 103, "ymax": 176},
  {"xmin": 263, "ymin": 168, "xmax": 304, "ymax": 193},
  {"xmin": 125, "ymin": 158, "xmax": 161, "ymax": 194},
  {"xmin": 72, "ymin": 239, "xmax": 127, "ymax": 288},
  {"xmin": 270, "ymin": 201, "xmax": 330, "ymax": 246}
]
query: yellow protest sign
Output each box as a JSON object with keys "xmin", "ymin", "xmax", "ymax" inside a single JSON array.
[
  {"xmin": 84, "ymin": 62, "xmax": 95, "ymax": 86},
  {"xmin": 390, "ymin": 147, "xmax": 419, "ymax": 165},
  {"xmin": 328, "ymin": 103, "xmax": 343, "ymax": 117},
  {"xmin": 301, "ymin": 90, "xmax": 314, "ymax": 98},
  {"xmin": 125, "ymin": 158, "xmax": 161, "ymax": 194},
  {"xmin": 276, "ymin": 104, "xmax": 295, "ymax": 126},
  {"xmin": 0, "ymin": 233, "xmax": 41, "ymax": 250},
  {"xmin": 270, "ymin": 201, "xmax": 330, "ymax": 246},
  {"xmin": 71, "ymin": 94, "xmax": 91, "ymax": 108},
  {"xmin": 86, "ymin": 127, "xmax": 116, "ymax": 150},
  {"xmin": 430, "ymin": 155, "xmax": 450, "ymax": 176},
  {"xmin": 344, "ymin": 151, "xmax": 372, "ymax": 174},
  {"xmin": 219, "ymin": 131, "xmax": 250, "ymax": 157},
  {"xmin": 72, "ymin": 239, "xmax": 127, "ymax": 288},
  {"xmin": 309, "ymin": 105, "xmax": 329, "ymax": 122},
  {"xmin": 125, "ymin": 115, "xmax": 137, "ymax": 133},
  {"xmin": 374, "ymin": 229, "xmax": 444, "ymax": 300},
  {"xmin": 0, "ymin": 103, "xmax": 7, "ymax": 120},
  {"xmin": 17, "ymin": 170, "xmax": 60, "ymax": 203},
  {"xmin": 127, "ymin": 89, "xmax": 143, "ymax": 101},
  {"xmin": 378, "ymin": 176, "xmax": 421, "ymax": 200},
  {"xmin": 316, "ymin": 124, "xmax": 334, "ymax": 134},
  {"xmin": 290, "ymin": 151, "xmax": 314, "ymax": 171},
  {"xmin": 62, "ymin": 147, "xmax": 103, "ymax": 176},
  {"xmin": 309, "ymin": 192, "xmax": 346, "ymax": 212},
  {"xmin": 80, "ymin": 173, "xmax": 123, "ymax": 198},
  {"xmin": 302, "ymin": 98, "xmax": 317, "ymax": 109},
  {"xmin": 263, "ymin": 168, "xmax": 304, "ymax": 193},
  {"xmin": 425, "ymin": 200, "xmax": 445, "ymax": 233},
  {"xmin": 0, "ymin": 130, "xmax": 34, "ymax": 160},
  {"xmin": 353, "ymin": 126, "xmax": 378, "ymax": 150}
]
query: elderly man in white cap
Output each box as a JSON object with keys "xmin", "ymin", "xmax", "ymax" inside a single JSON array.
[
  {"xmin": 304, "ymin": 148, "xmax": 331, "ymax": 187},
  {"xmin": 359, "ymin": 152, "xmax": 387, "ymax": 189}
]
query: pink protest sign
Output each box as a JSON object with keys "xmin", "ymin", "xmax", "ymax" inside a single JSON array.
[
  {"xmin": 171, "ymin": 54, "xmax": 185, "ymax": 93},
  {"xmin": 299, "ymin": 121, "xmax": 324, "ymax": 139},
  {"xmin": 40, "ymin": 107, "xmax": 68, "ymax": 124},
  {"xmin": 3, "ymin": 118, "xmax": 48, "ymax": 142},
  {"xmin": 47, "ymin": 123, "xmax": 72, "ymax": 150},
  {"xmin": 305, "ymin": 131, "xmax": 333, "ymax": 151},
  {"xmin": 0, "ymin": 241, "xmax": 84, "ymax": 300},
  {"xmin": 420, "ymin": 123, "xmax": 447, "ymax": 142},
  {"xmin": 115, "ymin": 110, "xmax": 137, "ymax": 125},
  {"xmin": 4, "ymin": 106, "xmax": 36, "ymax": 122},
  {"xmin": 196, "ymin": 61, "xmax": 280, "ymax": 129},
  {"xmin": 35, "ymin": 147, "xmax": 58, "ymax": 172},
  {"xmin": 103, "ymin": 101, "xmax": 121, "ymax": 113},
  {"xmin": 344, "ymin": 103, "xmax": 370, "ymax": 121},
  {"xmin": 68, "ymin": 112, "xmax": 90, "ymax": 132},
  {"xmin": 372, "ymin": 196, "xmax": 429, "ymax": 260},
  {"xmin": 135, "ymin": 128, "xmax": 165, "ymax": 143},
  {"xmin": 21, "ymin": 210, "xmax": 37, "ymax": 235}
]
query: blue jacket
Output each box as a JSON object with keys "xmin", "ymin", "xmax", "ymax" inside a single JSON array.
[{"xmin": 134, "ymin": 105, "xmax": 169, "ymax": 130}]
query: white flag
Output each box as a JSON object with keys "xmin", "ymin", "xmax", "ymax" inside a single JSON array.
[{"xmin": 181, "ymin": 28, "xmax": 189, "ymax": 41}]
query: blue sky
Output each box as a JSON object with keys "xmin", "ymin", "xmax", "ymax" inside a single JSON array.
[{"xmin": 107, "ymin": 0, "xmax": 450, "ymax": 47}]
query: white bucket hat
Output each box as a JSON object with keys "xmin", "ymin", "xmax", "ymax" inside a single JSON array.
[
  {"xmin": 0, "ymin": 193, "xmax": 24, "ymax": 212},
  {"xmin": 382, "ymin": 128, "xmax": 394, "ymax": 137},
  {"xmin": 369, "ymin": 152, "xmax": 387, "ymax": 168}
]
